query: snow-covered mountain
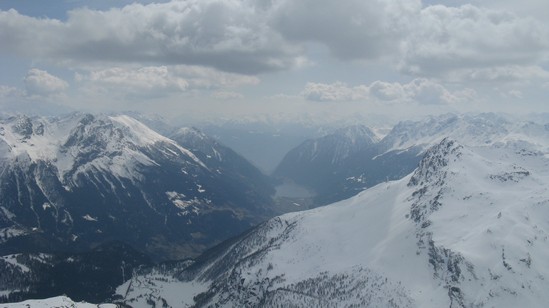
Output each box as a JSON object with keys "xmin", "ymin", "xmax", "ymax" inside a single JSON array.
[
  {"xmin": 170, "ymin": 127, "xmax": 275, "ymax": 206},
  {"xmin": 0, "ymin": 113, "xmax": 274, "ymax": 262},
  {"xmin": 273, "ymin": 125, "xmax": 420, "ymax": 205},
  {"xmin": 1, "ymin": 295, "xmax": 114, "ymax": 308},
  {"xmin": 199, "ymin": 120, "xmax": 328, "ymax": 174},
  {"xmin": 118, "ymin": 138, "xmax": 549, "ymax": 307},
  {"xmin": 380, "ymin": 113, "xmax": 549, "ymax": 153},
  {"xmin": 274, "ymin": 113, "xmax": 549, "ymax": 206}
]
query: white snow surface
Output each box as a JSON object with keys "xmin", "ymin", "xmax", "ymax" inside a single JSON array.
[
  {"xmin": 1, "ymin": 296, "xmax": 116, "ymax": 308},
  {"xmin": 117, "ymin": 268, "xmax": 207, "ymax": 308},
  {"xmin": 1, "ymin": 254, "xmax": 30, "ymax": 273},
  {"xmin": 0, "ymin": 113, "xmax": 206, "ymax": 187},
  {"xmin": 122, "ymin": 139, "xmax": 549, "ymax": 307},
  {"xmin": 383, "ymin": 113, "xmax": 549, "ymax": 154}
]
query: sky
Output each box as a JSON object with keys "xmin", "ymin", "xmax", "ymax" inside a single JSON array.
[{"xmin": 1, "ymin": 0, "xmax": 548, "ymax": 123}]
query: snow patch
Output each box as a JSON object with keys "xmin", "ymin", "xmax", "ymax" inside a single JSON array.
[
  {"xmin": 82, "ymin": 214, "xmax": 97, "ymax": 222},
  {"xmin": 1, "ymin": 295, "xmax": 116, "ymax": 308}
]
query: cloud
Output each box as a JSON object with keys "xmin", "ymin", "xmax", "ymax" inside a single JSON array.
[
  {"xmin": 368, "ymin": 81, "xmax": 407, "ymax": 101},
  {"xmin": 24, "ymin": 68, "xmax": 68, "ymax": 96},
  {"xmin": 506, "ymin": 89, "xmax": 523, "ymax": 99},
  {"xmin": 75, "ymin": 65, "xmax": 259, "ymax": 97},
  {"xmin": 446, "ymin": 65, "xmax": 549, "ymax": 83},
  {"xmin": 2, "ymin": 1, "xmax": 548, "ymax": 81},
  {"xmin": 0, "ymin": 85, "xmax": 25, "ymax": 99},
  {"xmin": 302, "ymin": 82, "xmax": 369, "ymax": 102},
  {"xmin": 77, "ymin": 66, "xmax": 189, "ymax": 93},
  {"xmin": 302, "ymin": 79, "xmax": 476, "ymax": 104},
  {"xmin": 0, "ymin": 2, "xmax": 303, "ymax": 74},
  {"xmin": 403, "ymin": 78, "xmax": 473, "ymax": 105},
  {"xmin": 212, "ymin": 91, "xmax": 244, "ymax": 100},
  {"xmin": 271, "ymin": 0, "xmax": 421, "ymax": 60},
  {"xmin": 400, "ymin": 5, "xmax": 549, "ymax": 78}
]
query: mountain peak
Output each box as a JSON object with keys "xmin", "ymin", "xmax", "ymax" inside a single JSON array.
[
  {"xmin": 408, "ymin": 138, "xmax": 463, "ymax": 187},
  {"xmin": 333, "ymin": 124, "xmax": 379, "ymax": 144}
]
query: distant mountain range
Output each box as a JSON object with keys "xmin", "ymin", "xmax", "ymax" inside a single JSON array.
[{"xmin": 273, "ymin": 113, "xmax": 549, "ymax": 206}]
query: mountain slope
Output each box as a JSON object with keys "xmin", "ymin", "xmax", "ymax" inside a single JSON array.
[
  {"xmin": 0, "ymin": 296, "xmax": 114, "ymax": 308},
  {"xmin": 0, "ymin": 113, "xmax": 274, "ymax": 262},
  {"xmin": 171, "ymin": 127, "xmax": 275, "ymax": 209},
  {"xmin": 0, "ymin": 241, "xmax": 152, "ymax": 303},
  {"xmin": 119, "ymin": 138, "xmax": 549, "ymax": 307},
  {"xmin": 274, "ymin": 113, "xmax": 549, "ymax": 206},
  {"xmin": 273, "ymin": 125, "xmax": 420, "ymax": 205}
]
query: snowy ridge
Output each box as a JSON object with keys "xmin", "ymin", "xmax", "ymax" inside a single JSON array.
[
  {"xmin": 120, "ymin": 139, "xmax": 549, "ymax": 307},
  {"xmin": 381, "ymin": 113, "xmax": 549, "ymax": 154},
  {"xmin": 109, "ymin": 115, "xmax": 207, "ymax": 169},
  {"xmin": 300, "ymin": 125, "xmax": 378, "ymax": 164},
  {"xmin": 1, "ymin": 296, "xmax": 115, "ymax": 308},
  {"xmin": 0, "ymin": 113, "xmax": 207, "ymax": 186}
]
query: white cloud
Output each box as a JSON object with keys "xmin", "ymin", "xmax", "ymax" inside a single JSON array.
[
  {"xmin": 271, "ymin": 0, "xmax": 421, "ymax": 60},
  {"xmin": 24, "ymin": 69, "xmax": 68, "ymax": 96},
  {"xmin": 75, "ymin": 65, "xmax": 259, "ymax": 97},
  {"xmin": 171, "ymin": 65, "xmax": 260, "ymax": 88},
  {"xmin": 400, "ymin": 5, "xmax": 549, "ymax": 78},
  {"xmin": 302, "ymin": 78, "xmax": 476, "ymax": 104},
  {"xmin": 78, "ymin": 66, "xmax": 188, "ymax": 93},
  {"xmin": 368, "ymin": 81, "xmax": 407, "ymax": 101},
  {"xmin": 0, "ymin": 2, "xmax": 303, "ymax": 74},
  {"xmin": 507, "ymin": 89, "xmax": 523, "ymax": 99},
  {"xmin": 1, "ymin": 1, "xmax": 547, "ymax": 83},
  {"xmin": 447, "ymin": 65, "xmax": 549, "ymax": 83},
  {"xmin": 404, "ymin": 78, "xmax": 465, "ymax": 104},
  {"xmin": 302, "ymin": 82, "xmax": 369, "ymax": 102},
  {"xmin": 212, "ymin": 91, "xmax": 244, "ymax": 100},
  {"xmin": 0, "ymin": 85, "xmax": 25, "ymax": 99}
]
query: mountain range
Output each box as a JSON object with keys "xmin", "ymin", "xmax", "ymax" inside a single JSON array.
[
  {"xmin": 273, "ymin": 113, "xmax": 549, "ymax": 206},
  {"xmin": 118, "ymin": 137, "xmax": 549, "ymax": 307},
  {"xmin": 2, "ymin": 112, "xmax": 549, "ymax": 307},
  {"xmin": 0, "ymin": 112, "xmax": 279, "ymax": 301}
]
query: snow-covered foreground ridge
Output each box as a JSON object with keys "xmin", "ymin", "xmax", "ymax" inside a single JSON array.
[
  {"xmin": 120, "ymin": 138, "xmax": 549, "ymax": 307},
  {"xmin": 1, "ymin": 295, "xmax": 115, "ymax": 308}
]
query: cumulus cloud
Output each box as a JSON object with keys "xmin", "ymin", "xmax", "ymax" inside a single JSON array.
[
  {"xmin": 271, "ymin": 0, "xmax": 421, "ymax": 60},
  {"xmin": 506, "ymin": 89, "xmax": 523, "ymax": 99},
  {"xmin": 400, "ymin": 5, "xmax": 549, "ymax": 79},
  {"xmin": 303, "ymin": 79, "xmax": 476, "ymax": 104},
  {"xmin": 77, "ymin": 66, "xmax": 188, "ymax": 93},
  {"xmin": 0, "ymin": 0, "xmax": 422, "ymax": 73},
  {"xmin": 75, "ymin": 65, "xmax": 259, "ymax": 97},
  {"xmin": 212, "ymin": 91, "xmax": 244, "ymax": 100},
  {"xmin": 1, "ymin": 1, "xmax": 548, "ymax": 81},
  {"xmin": 369, "ymin": 81, "xmax": 407, "ymax": 101},
  {"xmin": 302, "ymin": 82, "xmax": 369, "ymax": 102},
  {"xmin": 403, "ymin": 79, "xmax": 471, "ymax": 105},
  {"xmin": 0, "ymin": 85, "xmax": 25, "ymax": 99},
  {"xmin": 0, "ymin": 1, "xmax": 307, "ymax": 75},
  {"xmin": 446, "ymin": 65, "xmax": 549, "ymax": 83},
  {"xmin": 24, "ymin": 68, "xmax": 68, "ymax": 96},
  {"xmin": 1, "ymin": 0, "xmax": 548, "ymax": 115}
]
